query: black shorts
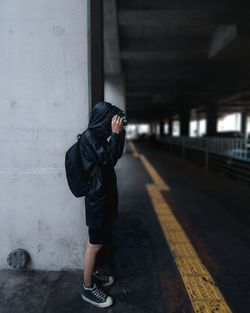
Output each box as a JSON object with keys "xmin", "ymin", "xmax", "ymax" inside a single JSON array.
[{"xmin": 88, "ymin": 226, "xmax": 113, "ymax": 245}]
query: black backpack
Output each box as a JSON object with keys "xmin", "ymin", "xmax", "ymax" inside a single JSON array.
[{"xmin": 65, "ymin": 131, "xmax": 97, "ymax": 197}]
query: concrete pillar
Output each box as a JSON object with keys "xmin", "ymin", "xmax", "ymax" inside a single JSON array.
[
  {"xmin": 0, "ymin": 0, "xmax": 91, "ymax": 270},
  {"xmin": 206, "ymin": 104, "xmax": 217, "ymax": 136},
  {"xmin": 168, "ymin": 115, "xmax": 173, "ymax": 136},
  {"xmin": 149, "ymin": 123, "xmax": 154, "ymax": 135},
  {"xmin": 104, "ymin": 75, "xmax": 125, "ymax": 112},
  {"xmin": 241, "ymin": 110, "xmax": 247, "ymax": 135},
  {"xmin": 104, "ymin": 74, "xmax": 127, "ymax": 152},
  {"xmin": 150, "ymin": 123, "xmax": 157, "ymax": 135},
  {"xmin": 90, "ymin": 0, "xmax": 104, "ymax": 105},
  {"xmin": 159, "ymin": 119, "xmax": 165, "ymax": 139},
  {"xmin": 180, "ymin": 109, "xmax": 190, "ymax": 136},
  {"xmin": 197, "ymin": 116, "xmax": 201, "ymax": 137},
  {"xmin": 154, "ymin": 123, "xmax": 157, "ymax": 135}
]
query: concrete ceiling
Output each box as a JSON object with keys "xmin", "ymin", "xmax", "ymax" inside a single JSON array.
[{"xmin": 104, "ymin": 0, "xmax": 250, "ymax": 122}]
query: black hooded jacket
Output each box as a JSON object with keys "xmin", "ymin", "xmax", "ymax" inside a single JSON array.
[{"xmin": 80, "ymin": 101, "xmax": 126, "ymax": 229}]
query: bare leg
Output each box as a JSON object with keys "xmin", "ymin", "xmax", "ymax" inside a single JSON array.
[{"xmin": 83, "ymin": 241, "xmax": 102, "ymax": 287}]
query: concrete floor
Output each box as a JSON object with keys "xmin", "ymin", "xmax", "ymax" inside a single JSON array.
[
  {"xmin": 1, "ymin": 140, "xmax": 250, "ymax": 313},
  {"xmin": 136, "ymin": 140, "xmax": 250, "ymax": 313}
]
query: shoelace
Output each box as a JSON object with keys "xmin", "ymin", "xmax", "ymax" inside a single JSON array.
[{"xmin": 91, "ymin": 284, "xmax": 107, "ymax": 301}]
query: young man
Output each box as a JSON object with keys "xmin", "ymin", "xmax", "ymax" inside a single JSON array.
[{"xmin": 79, "ymin": 101, "xmax": 126, "ymax": 308}]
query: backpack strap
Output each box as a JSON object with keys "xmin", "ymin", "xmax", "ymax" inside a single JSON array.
[{"xmin": 78, "ymin": 129, "xmax": 98, "ymax": 177}]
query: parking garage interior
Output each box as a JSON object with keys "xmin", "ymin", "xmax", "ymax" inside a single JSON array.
[
  {"xmin": 104, "ymin": 1, "xmax": 250, "ymax": 311},
  {"xmin": 1, "ymin": 1, "xmax": 250, "ymax": 313}
]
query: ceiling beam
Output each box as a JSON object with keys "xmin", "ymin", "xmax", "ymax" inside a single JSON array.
[
  {"xmin": 117, "ymin": 1, "xmax": 250, "ymax": 12},
  {"xmin": 118, "ymin": 9, "xmax": 250, "ymax": 27},
  {"xmin": 209, "ymin": 25, "xmax": 237, "ymax": 58},
  {"xmin": 219, "ymin": 91, "xmax": 250, "ymax": 104},
  {"xmin": 121, "ymin": 37, "xmax": 210, "ymax": 51},
  {"xmin": 121, "ymin": 49, "xmax": 207, "ymax": 61},
  {"xmin": 119, "ymin": 10, "xmax": 215, "ymax": 27}
]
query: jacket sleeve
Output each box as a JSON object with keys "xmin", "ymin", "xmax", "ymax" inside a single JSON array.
[
  {"xmin": 80, "ymin": 129, "xmax": 126, "ymax": 167},
  {"xmin": 117, "ymin": 129, "xmax": 126, "ymax": 159}
]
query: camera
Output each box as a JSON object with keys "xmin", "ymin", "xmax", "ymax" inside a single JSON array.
[
  {"xmin": 119, "ymin": 112, "xmax": 128, "ymax": 126},
  {"xmin": 111, "ymin": 106, "xmax": 128, "ymax": 127}
]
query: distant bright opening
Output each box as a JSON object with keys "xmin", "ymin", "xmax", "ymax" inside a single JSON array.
[
  {"xmin": 217, "ymin": 113, "xmax": 241, "ymax": 132},
  {"xmin": 190, "ymin": 120, "xmax": 197, "ymax": 137},
  {"xmin": 172, "ymin": 120, "xmax": 180, "ymax": 136},
  {"xmin": 156, "ymin": 123, "xmax": 160, "ymax": 135},
  {"xmin": 190, "ymin": 119, "xmax": 207, "ymax": 137},
  {"xmin": 247, "ymin": 116, "xmax": 250, "ymax": 134},
  {"xmin": 126, "ymin": 123, "xmax": 150, "ymax": 139},
  {"xmin": 164, "ymin": 122, "xmax": 169, "ymax": 134}
]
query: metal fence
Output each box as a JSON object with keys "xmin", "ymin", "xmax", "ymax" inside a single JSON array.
[{"xmin": 157, "ymin": 135, "xmax": 250, "ymax": 183}]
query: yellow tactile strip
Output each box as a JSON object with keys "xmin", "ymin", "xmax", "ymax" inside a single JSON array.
[
  {"xmin": 129, "ymin": 141, "xmax": 140, "ymax": 158},
  {"xmin": 193, "ymin": 300, "xmax": 232, "ymax": 313},
  {"xmin": 128, "ymin": 141, "xmax": 232, "ymax": 313},
  {"xmin": 128, "ymin": 142, "xmax": 169, "ymax": 191},
  {"xmin": 139, "ymin": 154, "xmax": 170, "ymax": 191},
  {"xmin": 175, "ymin": 257, "xmax": 210, "ymax": 277},
  {"xmin": 146, "ymin": 184, "xmax": 232, "ymax": 313}
]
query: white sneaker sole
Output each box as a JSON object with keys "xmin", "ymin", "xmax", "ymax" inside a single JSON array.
[{"xmin": 81, "ymin": 294, "xmax": 113, "ymax": 308}]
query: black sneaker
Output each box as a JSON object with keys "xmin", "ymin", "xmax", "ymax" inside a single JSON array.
[
  {"xmin": 81, "ymin": 283, "xmax": 113, "ymax": 308},
  {"xmin": 92, "ymin": 270, "xmax": 115, "ymax": 287}
]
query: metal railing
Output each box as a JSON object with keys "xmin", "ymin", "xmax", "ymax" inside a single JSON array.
[
  {"xmin": 156, "ymin": 135, "xmax": 250, "ymax": 183},
  {"xmin": 163, "ymin": 136, "xmax": 250, "ymax": 161}
]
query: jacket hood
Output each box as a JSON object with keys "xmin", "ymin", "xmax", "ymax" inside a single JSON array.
[{"xmin": 87, "ymin": 101, "xmax": 124, "ymax": 139}]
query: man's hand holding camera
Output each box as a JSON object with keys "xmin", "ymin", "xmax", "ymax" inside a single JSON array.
[{"xmin": 111, "ymin": 114, "xmax": 124, "ymax": 134}]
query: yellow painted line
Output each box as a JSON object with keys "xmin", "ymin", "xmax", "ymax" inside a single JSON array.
[
  {"xmin": 129, "ymin": 141, "xmax": 170, "ymax": 191},
  {"xmin": 193, "ymin": 300, "xmax": 232, "ymax": 313},
  {"xmin": 128, "ymin": 141, "xmax": 140, "ymax": 157},
  {"xmin": 130, "ymin": 142, "xmax": 232, "ymax": 313},
  {"xmin": 146, "ymin": 184, "xmax": 232, "ymax": 313},
  {"xmin": 175, "ymin": 257, "xmax": 211, "ymax": 277},
  {"xmin": 139, "ymin": 154, "xmax": 170, "ymax": 191}
]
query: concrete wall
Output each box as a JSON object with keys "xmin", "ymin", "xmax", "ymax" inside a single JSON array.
[
  {"xmin": 104, "ymin": 75, "xmax": 126, "ymax": 112},
  {"xmin": 0, "ymin": 0, "xmax": 91, "ymax": 270},
  {"xmin": 104, "ymin": 74, "xmax": 128, "ymax": 152}
]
